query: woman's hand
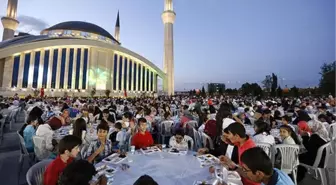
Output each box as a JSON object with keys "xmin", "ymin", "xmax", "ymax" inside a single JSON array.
[{"xmin": 197, "ymin": 148, "xmax": 209, "ymax": 155}]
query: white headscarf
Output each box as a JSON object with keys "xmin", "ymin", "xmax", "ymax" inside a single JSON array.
[{"xmin": 310, "ymin": 120, "xmax": 330, "ymax": 141}]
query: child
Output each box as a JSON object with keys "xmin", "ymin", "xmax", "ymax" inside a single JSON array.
[
  {"xmin": 44, "ymin": 135, "xmax": 82, "ymax": 185},
  {"xmin": 23, "ymin": 115, "xmax": 39, "ymax": 152},
  {"xmin": 169, "ymin": 129, "xmax": 189, "ymax": 150},
  {"xmin": 281, "ymin": 115, "xmax": 295, "ymax": 131},
  {"xmin": 86, "ymin": 123, "xmax": 112, "ymax": 163},
  {"xmin": 131, "ymin": 118, "xmax": 154, "ymax": 149},
  {"xmin": 109, "ymin": 122, "xmax": 123, "ymax": 150},
  {"xmin": 279, "ymin": 125, "xmax": 301, "ymax": 145}
]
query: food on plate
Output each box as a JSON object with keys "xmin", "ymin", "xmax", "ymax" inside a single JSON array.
[
  {"xmin": 119, "ymin": 154, "xmax": 126, "ymax": 158},
  {"xmin": 171, "ymin": 148, "xmax": 179, "ymax": 153},
  {"xmin": 208, "ymin": 166, "xmax": 215, "ymax": 173},
  {"xmin": 106, "ymin": 169, "xmax": 115, "ymax": 173}
]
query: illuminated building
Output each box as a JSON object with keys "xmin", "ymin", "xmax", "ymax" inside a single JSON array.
[{"xmin": 0, "ymin": 0, "xmax": 175, "ymax": 96}]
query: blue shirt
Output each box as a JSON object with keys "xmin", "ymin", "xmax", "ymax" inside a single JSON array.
[
  {"xmin": 86, "ymin": 139, "xmax": 112, "ymax": 163},
  {"xmin": 23, "ymin": 125, "xmax": 36, "ymax": 150},
  {"xmin": 263, "ymin": 168, "xmax": 294, "ymax": 185}
]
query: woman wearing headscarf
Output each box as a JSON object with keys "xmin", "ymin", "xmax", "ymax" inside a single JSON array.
[{"xmin": 297, "ymin": 120, "xmax": 329, "ymax": 183}]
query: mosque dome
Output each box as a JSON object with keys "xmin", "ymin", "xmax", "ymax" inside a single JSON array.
[{"xmin": 43, "ymin": 21, "xmax": 117, "ymax": 42}]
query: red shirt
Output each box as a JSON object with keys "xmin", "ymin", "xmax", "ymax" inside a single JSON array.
[
  {"xmin": 44, "ymin": 155, "xmax": 74, "ymax": 185},
  {"xmin": 237, "ymin": 137, "xmax": 260, "ymax": 185},
  {"xmin": 131, "ymin": 131, "xmax": 154, "ymax": 149}
]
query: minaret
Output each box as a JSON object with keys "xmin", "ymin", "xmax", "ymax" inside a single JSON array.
[
  {"xmin": 162, "ymin": 0, "xmax": 175, "ymax": 95},
  {"xmin": 1, "ymin": 0, "xmax": 19, "ymax": 41},
  {"xmin": 114, "ymin": 11, "xmax": 120, "ymax": 43}
]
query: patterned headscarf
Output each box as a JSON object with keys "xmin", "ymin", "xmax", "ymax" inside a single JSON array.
[{"xmin": 310, "ymin": 120, "xmax": 330, "ymax": 141}]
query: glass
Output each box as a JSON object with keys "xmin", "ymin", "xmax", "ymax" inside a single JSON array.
[
  {"xmin": 75, "ymin": 48, "xmax": 81, "ymax": 89},
  {"xmin": 11, "ymin": 55, "xmax": 20, "ymax": 87},
  {"xmin": 130, "ymin": 145, "xmax": 135, "ymax": 154},
  {"xmin": 32, "ymin": 51, "xmax": 41, "ymax": 88},
  {"xmin": 42, "ymin": 50, "xmax": 50, "ymax": 87},
  {"xmin": 123, "ymin": 57, "xmax": 127, "ymax": 90},
  {"xmin": 59, "ymin": 48, "xmax": 67, "ymax": 88},
  {"xmin": 118, "ymin": 56, "xmax": 123, "ymax": 90},
  {"xmin": 22, "ymin": 52, "xmax": 31, "ymax": 88},
  {"xmin": 113, "ymin": 54, "xmax": 118, "ymax": 90},
  {"xmin": 82, "ymin": 48, "xmax": 88, "ymax": 89},
  {"xmin": 51, "ymin": 49, "xmax": 58, "ymax": 88},
  {"xmin": 67, "ymin": 48, "xmax": 74, "ymax": 89}
]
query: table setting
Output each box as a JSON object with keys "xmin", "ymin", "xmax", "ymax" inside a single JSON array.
[{"xmin": 93, "ymin": 145, "xmax": 243, "ymax": 185}]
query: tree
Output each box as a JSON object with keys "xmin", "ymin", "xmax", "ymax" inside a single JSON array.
[
  {"xmin": 208, "ymin": 84, "xmax": 215, "ymax": 95},
  {"xmin": 105, "ymin": 89, "xmax": 111, "ymax": 97},
  {"xmin": 240, "ymin": 83, "xmax": 263, "ymax": 96},
  {"xmin": 225, "ymin": 88, "xmax": 239, "ymax": 96},
  {"xmin": 290, "ymin": 86, "xmax": 299, "ymax": 97},
  {"xmin": 201, "ymin": 86, "xmax": 206, "ymax": 97},
  {"xmin": 91, "ymin": 88, "xmax": 96, "ymax": 97},
  {"xmin": 262, "ymin": 75, "xmax": 272, "ymax": 93},
  {"xmin": 271, "ymin": 73, "xmax": 278, "ymax": 97},
  {"xmin": 276, "ymin": 86, "xmax": 283, "ymax": 97},
  {"xmin": 319, "ymin": 61, "xmax": 335, "ymax": 95}
]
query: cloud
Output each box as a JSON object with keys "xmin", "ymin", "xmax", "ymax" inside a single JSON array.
[{"xmin": 17, "ymin": 15, "xmax": 49, "ymax": 34}]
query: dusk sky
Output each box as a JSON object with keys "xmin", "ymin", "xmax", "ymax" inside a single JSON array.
[{"xmin": 0, "ymin": 0, "xmax": 335, "ymax": 90}]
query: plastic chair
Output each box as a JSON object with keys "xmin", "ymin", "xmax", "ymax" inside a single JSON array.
[
  {"xmin": 185, "ymin": 120, "xmax": 198, "ymax": 129},
  {"xmin": 300, "ymin": 142, "xmax": 333, "ymax": 185},
  {"xmin": 256, "ymin": 142, "xmax": 273, "ymax": 163},
  {"xmin": 159, "ymin": 120, "xmax": 174, "ymax": 144},
  {"xmin": 32, "ymin": 136, "xmax": 50, "ymax": 161},
  {"xmin": 17, "ymin": 131, "xmax": 35, "ymax": 184},
  {"xmin": 328, "ymin": 123, "xmax": 336, "ymax": 140},
  {"xmin": 26, "ymin": 159, "xmax": 52, "ymax": 185},
  {"xmin": 0, "ymin": 118, "xmax": 5, "ymax": 145},
  {"xmin": 184, "ymin": 135, "xmax": 194, "ymax": 151},
  {"xmin": 201, "ymin": 132, "xmax": 214, "ymax": 150},
  {"xmin": 274, "ymin": 144, "xmax": 300, "ymax": 185},
  {"xmin": 325, "ymin": 154, "xmax": 336, "ymax": 185}
]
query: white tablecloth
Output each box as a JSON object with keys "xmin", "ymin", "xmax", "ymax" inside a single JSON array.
[{"xmin": 97, "ymin": 151, "xmax": 242, "ymax": 185}]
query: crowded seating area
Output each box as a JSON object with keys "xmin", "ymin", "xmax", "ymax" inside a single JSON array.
[{"xmin": 0, "ymin": 95, "xmax": 335, "ymax": 185}]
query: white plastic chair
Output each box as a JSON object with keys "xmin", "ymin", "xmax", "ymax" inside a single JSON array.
[
  {"xmin": 159, "ymin": 120, "xmax": 174, "ymax": 144},
  {"xmin": 201, "ymin": 132, "xmax": 214, "ymax": 150},
  {"xmin": 17, "ymin": 131, "xmax": 35, "ymax": 184},
  {"xmin": 184, "ymin": 135, "xmax": 194, "ymax": 151},
  {"xmin": 274, "ymin": 144, "xmax": 300, "ymax": 185},
  {"xmin": 328, "ymin": 123, "xmax": 336, "ymax": 140},
  {"xmin": 325, "ymin": 154, "xmax": 336, "ymax": 185},
  {"xmin": 300, "ymin": 142, "xmax": 333, "ymax": 185},
  {"xmin": 26, "ymin": 159, "xmax": 52, "ymax": 185},
  {"xmin": 185, "ymin": 120, "xmax": 198, "ymax": 129},
  {"xmin": 32, "ymin": 136, "xmax": 50, "ymax": 161},
  {"xmin": 256, "ymin": 142, "xmax": 274, "ymax": 163}
]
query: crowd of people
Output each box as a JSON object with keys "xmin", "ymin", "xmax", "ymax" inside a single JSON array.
[{"xmin": 1, "ymin": 94, "xmax": 335, "ymax": 185}]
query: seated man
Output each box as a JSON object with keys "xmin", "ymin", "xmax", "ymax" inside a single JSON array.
[
  {"xmin": 44, "ymin": 135, "xmax": 82, "ymax": 185},
  {"xmin": 131, "ymin": 118, "xmax": 154, "ymax": 149},
  {"xmin": 240, "ymin": 147, "xmax": 294, "ymax": 185},
  {"xmin": 219, "ymin": 122, "xmax": 258, "ymax": 185},
  {"xmin": 87, "ymin": 123, "xmax": 113, "ymax": 163},
  {"xmin": 169, "ymin": 129, "xmax": 189, "ymax": 150}
]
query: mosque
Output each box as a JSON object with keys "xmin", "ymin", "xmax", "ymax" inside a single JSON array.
[{"xmin": 0, "ymin": 0, "xmax": 176, "ymax": 97}]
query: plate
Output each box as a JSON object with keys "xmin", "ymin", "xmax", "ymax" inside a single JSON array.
[{"xmin": 102, "ymin": 153, "xmax": 127, "ymax": 164}]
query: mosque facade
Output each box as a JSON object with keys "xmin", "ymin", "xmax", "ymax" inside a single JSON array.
[{"xmin": 0, "ymin": 0, "xmax": 175, "ymax": 97}]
